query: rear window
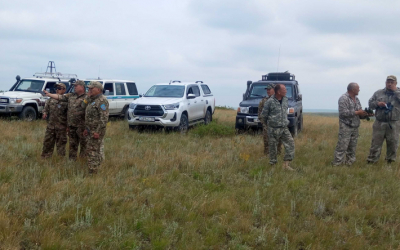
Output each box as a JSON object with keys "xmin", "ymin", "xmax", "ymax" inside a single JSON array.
[
  {"xmin": 126, "ymin": 82, "xmax": 138, "ymax": 95},
  {"xmin": 201, "ymin": 85, "xmax": 211, "ymax": 95}
]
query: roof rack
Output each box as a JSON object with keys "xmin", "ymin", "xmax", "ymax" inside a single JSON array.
[
  {"xmin": 262, "ymin": 71, "xmax": 295, "ymax": 81},
  {"xmin": 33, "ymin": 61, "xmax": 77, "ymax": 80}
]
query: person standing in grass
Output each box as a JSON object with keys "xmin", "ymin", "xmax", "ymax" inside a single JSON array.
[
  {"xmin": 45, "ymin": 80, "xmax": 88, "ymax": 160},
  {"xmin": 41, "ymin": 83, "xmax": 68, "ymax": 158},
  {"xmin": 258, "ymin": 84, "xmax": 282, "ymax": 156},
  {"xmin": 367, "ymin": 75, "xmax": 400, "ymax": 163},
  {"xmin": 260, "ymin": 84, "xmax": 295, "ymax": 170},
  {"xmin": 83, "ymin": 81, "xmax": 109, "ymax": 174},
  {"xmin": 332, "ymin": 83, "xmax": 368, "ymax": 166}
]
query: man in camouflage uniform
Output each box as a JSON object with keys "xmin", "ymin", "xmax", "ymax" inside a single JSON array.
[
  {"xmin": 260, "ymin": 84, "xmax": 295, "ymax": 170},
  {"xmin": 41, "ymin": 83, "xmax": 68, "ymax": 158},
  {"xmin": 83, "ymin": 81, "xmax": 109, "ymax": 174},
  {"xmin": 45, "ymin": 80, "xmax": 87, "ymax": 160},
  {"xmin": 367, "ymin": 75, "xmax": 400, "ymax": 163},
  {"xmin": 258, "ymin": 84, "xmax": 282, "ymax": 156},
  {"xmin": 332, "ymin": 83, "xmax": 368, "ymax": 166}
]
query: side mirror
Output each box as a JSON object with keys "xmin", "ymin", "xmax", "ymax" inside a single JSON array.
[
  {"xmin": 187, "ymin": 94, "xmax": 196, "ymax": 99},
  {"xmin": 139, "ymin": 94, "xmax": 143, "ymax": 97},
  {"xmin": 105, "ymin": 90, "xmax": 110, "ymax": 96},
  {"xmin": 297, "ymin": 94, "xmax": 302, "ymax": 101}
]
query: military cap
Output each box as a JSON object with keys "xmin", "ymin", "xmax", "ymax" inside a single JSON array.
[
  {"xmin": 387, "ymin": 75, "xmax": 397, "ymax": 81},
  {"xmin": 73, "ymin": 80, "xmax": 85, "ymax": 86},
  {"xmin": 55, "ymin": 82, "xmax": 66, "ymax": 89},
  {"xmin": 88, "ymin": 81, "xmax": 104, "ymax": 90},
  {"xmin": 265, "ymin": 84, "xmax": 275, "ymax": 89}
]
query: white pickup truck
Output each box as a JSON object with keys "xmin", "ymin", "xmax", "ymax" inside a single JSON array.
[
  {"xmin": 0, "ymin": 74, "xmax": 76, "ymax": 121},
  {"xmin": 127, "ymin": 81, "xmax": 215, "ymax": 132}
]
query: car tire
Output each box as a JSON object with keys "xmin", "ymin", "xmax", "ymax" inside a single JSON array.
[
  {"xmin": 298, "ymin": 114, "xmax": 303, "ymax": 132},
  {"xmin": 123, "ymin": 107, "xmax": 129, "ymax": 120},
  {"xmin": 19, "ymin": 106, "xmax": 37, "ymax": 121},
  {"xmin": 176, "ymin": 114, "xmax": 189, "ymax": 133},
  {"xmin": 290, "ymin": 121, "xmax": 298, "ymax": 138},
  {"xmin": 204, "ymin": 109, "xmax": 212, "ymax": 125}
]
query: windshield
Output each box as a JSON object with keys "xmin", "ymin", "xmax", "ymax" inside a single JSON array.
[
  {"xmin": 249, "ymin": 84, "xmax": 293, "ymax": 99},
  {"xmin": 15, "ymin": 80, "xmax": 45, "ymax": 92},
  {"xmin": 145, "ymin": 85, "xmax": 185, "ymax": 97}
]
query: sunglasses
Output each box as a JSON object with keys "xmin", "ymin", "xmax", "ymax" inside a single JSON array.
[{"xmin": 56, "ymin": 87, "xmax": 65, "ymax": 90}]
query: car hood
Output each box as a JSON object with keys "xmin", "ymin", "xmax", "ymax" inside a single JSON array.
[
  {"xmin": 240, "ymin": 97, "xmax": 296, "ymax": 108},
  {"xmin": 133, "ymin": 97, "xmax": 183, "ymax": 105},
  {"xmin": 239, "ymin": 98, "xmax": 263, "ymax": 107},
  {"xmin": 0, "ymin": 91, "xmax": 43, "ymax": 99}
]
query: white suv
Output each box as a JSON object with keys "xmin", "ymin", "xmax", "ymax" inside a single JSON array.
[{"xmin": 127, "ymin": 81, "xmax": 215, "ymax": 132}]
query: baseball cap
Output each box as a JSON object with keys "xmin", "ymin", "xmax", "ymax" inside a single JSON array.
[
  {"xmin": 73, "ymin": 80, "xmax": 85, "ymax": 86},
  {"xmin": 387, "ymin": 75, "xmax": 397, "ymax": 81},
  {"xmin": 87, "ymin": 81, "xmax": 103, "ymax": 90},
  {"xmin": 265, "ymin": 84, "xmax": 275, "ymax": 89},
  {"xmin": 55, "ymin": 82, "xmax": 66, "ymax": 89}
]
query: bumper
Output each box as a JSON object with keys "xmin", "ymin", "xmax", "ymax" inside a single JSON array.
[
  {"xmin": 0, "ymin": 104, "xmax": 23, "ymax": 114},
  {"xmin": 127, "ymin": 108, "xmax": 181, "ymax": 127},
  {"xmin": 235, "ymin": 115, "xmax": 263, "ymax": 129},
  {"xmin": 235, "ymin": 115, "xmax": 296, "ymax": 129}
]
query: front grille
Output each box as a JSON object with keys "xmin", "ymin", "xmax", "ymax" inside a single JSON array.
[
  {"xmin": 249, "ymin": 107, "xmax": 258, "ymax": 115},
  {"xmin": 134, "ymin": 105, "xmax": 164, "ymax": 116},
  {"xmin": 0, "ymin": 106, "xmax": 5, "ymax": 109},
  {"xmin": 0, "ymin": 98, "xmax": 9, "ymax": 104}
]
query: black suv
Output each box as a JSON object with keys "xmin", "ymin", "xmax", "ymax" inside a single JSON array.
[{"xmin": 235, "ymin": 72, "xmax": 303, "ymax": 136}]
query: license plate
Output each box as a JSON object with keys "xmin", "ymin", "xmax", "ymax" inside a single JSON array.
[{"xmin": 139, "ymin": 117, "xmax": 155, "ymax": 122}]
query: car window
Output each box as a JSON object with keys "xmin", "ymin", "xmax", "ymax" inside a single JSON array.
[
  {"xmin": 15, "ymin": 80, "xmax": 45, "ymax": 92},
  {"xmin": 126, "ymin": 82, "xmax": 138, "ymax": 95},
  {"xmin": 45, "ymin": 82, "xmax": 57, "ymax": 94},
  {"xmin": 187, "ymin": 87, "xmax": 193, "ymax": 94},
  {"xmin": 115, "ymin": 82, "xmax": 126, "ymax": 96},
  {"xmin": 145, "ymin": 85, "xmax": 185, "ymax": 97},
  {"xmin": 201, "ymin": 85, "xmax": 211, "ymax": 94},
  {"xmin": 283, "ymin": 85, "xmax": 293, "ymax": 99},
  {"xmin": 192, "ymin": 86, "xmax": 200, "ymax": 97},
  {"xmin": 104, "ymin": 83, "xmax": 114, "ymax": 96}
]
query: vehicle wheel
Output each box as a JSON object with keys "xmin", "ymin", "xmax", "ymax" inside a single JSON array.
[
  {"xmin": 298, "ymin": 115, "xmax": 303, "ymax": 132},
  {"xmin": 19, "ymin": 106, "xmax": 37, "ymax": 121},
  {"xmin": 290, "ymin": 122, "xmax": 298, "ymax": 138},
  {"xmin": 123, "ymin": 107, "xmax": 129, "ymax": 120},
  {"xmin": 204, "ymin": 109, "xmax": 212, "ymax": 125},
  {"xmin": 176, "ymin": 114, "xmax": 189, "ymax": 133}
]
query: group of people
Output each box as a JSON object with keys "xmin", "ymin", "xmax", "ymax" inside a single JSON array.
[
  {"xmin": 333, "ymin": 75, "xmax": 400, "ymax": 166},
  {"xmin": 259, "ymin": 75, "xmax": 400, "ymax": 169},
  {"xmin": 41, "ymin": 80, "xmax": 109, "ymax": 174}
]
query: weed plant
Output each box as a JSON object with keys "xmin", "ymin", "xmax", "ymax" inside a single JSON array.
[{"xmin": 0, "ymin": 110, "xmax": 399, "ymax": 249}]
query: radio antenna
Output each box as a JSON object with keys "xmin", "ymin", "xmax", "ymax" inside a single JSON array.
[
  {"xmin": 277, "ymin": 45, "xmax": 281, "ymax": 72},
  {"xmin": 98, "ymin": 65, "xmax": 100, "ymax": 79}
]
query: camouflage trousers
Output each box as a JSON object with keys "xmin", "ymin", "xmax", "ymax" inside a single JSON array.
[
  {"xmin": 68, "ymin": 126, "xmax": 87, "ymax": 160},
  {"xmin": 332, "ymin": 122, "xmax": 359, "ymax": 166},
  {"xmin": 87, "ymin": 133, "xmax": 105, "ymax": 172},
  {"xmin": 367, "ymin": 120, "xmax": 400, "ymax": 163},
  {"xmin": 262, "ymin": 124, "xmax": 282, "ymax": 155},
  {"xmin": 267, "ymin": 126, "xmax": 295, "ymax": 165},
  {"xmin": 41, "ymin": 125, "xmax": 67, "ymax": 157}
]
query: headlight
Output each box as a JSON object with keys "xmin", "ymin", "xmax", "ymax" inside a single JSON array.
[
  {"xmin": 164, "ymin": 103, "xmax": 180, "ymax": 110},
  {"xmin": 129, "ymin": 103, "xmax": 137, "ymax": 109},
  {"xmin": 287, "ymin": 108, "xmax": 295, "ymax": 114},
  {"xmin": 9, "ymin": 98, "xmax": 22, "ymax": 104},
  {"xmin": 237, "ymin": 107, "xmax": 249, "ymax": 114}
]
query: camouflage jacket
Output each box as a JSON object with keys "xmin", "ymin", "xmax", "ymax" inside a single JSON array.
[
  {"xmin": 369, "ymin": 88, "xmax": 400, "ymax": 122},
  {"xmin": 59, "ymin": 93, "xmax": 87, "ymax": 127},
  {"xmin": 260, "ymin": 95, "xmax": 289, "ymax": 128},
  {"xmin": 84, "ymin": 94, "xmax": 109, "ymax": 135},
  {"xmin": 258, "ymin": 96, "xmax": 270, "ymax": 124},
  {"xmin": 338, "ymin": 92, "xmax": 362, "ymax": 128},
  {"xmin": 43, "ymin": 98, "xmax": 68, "ymax": 128}
]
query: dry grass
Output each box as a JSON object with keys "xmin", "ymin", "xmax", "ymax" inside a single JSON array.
[{"xmin": 0, "ymin": 109, "xmax": 400, "ymax": 249}]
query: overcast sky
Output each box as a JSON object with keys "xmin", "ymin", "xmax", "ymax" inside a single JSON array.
[{"xmin": 1, "ymin": 0, "xmax": 399, "ymax": 110}]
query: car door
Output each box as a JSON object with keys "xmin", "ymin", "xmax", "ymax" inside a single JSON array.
[
  {"xmin": 186, "ymin": 85, "xmax": 203, "ymax": 120},
  {"xmin": 104, "ymin": 82, "xmax": 117, "ymax": 115},
  {"xmin": 192, "ymin": 85, "xmax": 204, "ymax": 119},
  {"xmin": 115, "ymin": 82, "xmax": 128, "ymax": 113}
]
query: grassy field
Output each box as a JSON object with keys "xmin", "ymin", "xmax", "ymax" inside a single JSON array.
[{"xmin": 1, "ymin": 108, "xmax": 400, "ymax": 249}]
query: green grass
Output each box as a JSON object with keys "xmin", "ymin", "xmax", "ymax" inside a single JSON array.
[{"xmin": 0, "ymin": 111, "xmax": 399, "ymax": 249}]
